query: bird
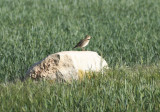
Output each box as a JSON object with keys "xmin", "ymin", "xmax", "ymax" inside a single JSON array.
[{"xmin": 73, "ymin": 35, "xmax": 92, "ymax": 51}]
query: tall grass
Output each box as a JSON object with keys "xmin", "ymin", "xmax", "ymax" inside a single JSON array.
[
  {"xmin": 0, "ymin": 0, "xmax": 160, "ymax": 81},
  {"xmin": 0, "ymin": 0, "xmax": 160, "ymax": 111},
  {"xmin": 0, "ymin": 66, "xmax": 160, "ymax": 111}
]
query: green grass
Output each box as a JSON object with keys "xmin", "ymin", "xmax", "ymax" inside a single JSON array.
[
  {"xmin": 0, "ymin": 66, "xmax": 160, "ymax": 111},
  {"xmin": 0, "ymin": 0, "xmax": 160, "ymax": 111}
]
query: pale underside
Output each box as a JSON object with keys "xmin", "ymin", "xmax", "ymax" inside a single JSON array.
[{"xmin": 81, "ymin": 40, "xmax": 89, "ymax": 48}]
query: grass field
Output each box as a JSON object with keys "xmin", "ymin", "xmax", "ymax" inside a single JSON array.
[{"xmin": 0, "ymin": 0, "xmax": 160, "ymax": 111}]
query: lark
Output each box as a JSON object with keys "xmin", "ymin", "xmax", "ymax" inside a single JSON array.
[{"xmin": 73, "ymin": 35, "xmax": 91, "ymax": 51}]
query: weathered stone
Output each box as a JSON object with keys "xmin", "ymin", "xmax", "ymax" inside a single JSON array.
[{"xmin": 26, "ymin": 51, "xmax": 108, "ymax": 82}]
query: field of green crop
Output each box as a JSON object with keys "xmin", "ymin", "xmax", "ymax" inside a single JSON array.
[{"xmin": 0, "ymin": 0, "xmax": 160, "ymax": 111}]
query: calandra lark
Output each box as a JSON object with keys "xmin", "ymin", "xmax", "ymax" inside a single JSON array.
[{"xmin": 73, "ymin": 35, "xmax": 91, "ymax": 51}]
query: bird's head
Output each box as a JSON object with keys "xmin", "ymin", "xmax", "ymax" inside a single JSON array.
[{"xmin": 85, "ymin": 35, "xmax": 91, "ymax": 40}]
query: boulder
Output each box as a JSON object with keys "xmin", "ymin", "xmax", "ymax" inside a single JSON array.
[{"xmin": 26, "ymin": 51, "xmax": 108, "ymax": 82}]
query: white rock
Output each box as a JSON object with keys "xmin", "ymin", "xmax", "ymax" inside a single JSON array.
[{"xmin": 26, "ymin": 51, "xmax": 109, "ymax": 82}]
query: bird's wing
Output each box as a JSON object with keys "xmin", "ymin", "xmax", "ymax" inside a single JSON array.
[{"xmin": 73, "ymin": 39, "xmax": 84, "ymax": 48}]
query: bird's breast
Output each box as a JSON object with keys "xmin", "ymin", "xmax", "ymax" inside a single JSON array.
[{"xmin": 82, "ymin": 40, "xmax": 89, "ymax": 47}]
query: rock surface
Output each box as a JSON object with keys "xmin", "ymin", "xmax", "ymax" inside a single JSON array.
[{"xmin": 26, "ymin": 51, "xmax": 108, "ymax": 82}]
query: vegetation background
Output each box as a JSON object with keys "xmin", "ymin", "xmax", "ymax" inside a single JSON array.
[{"xmin": 0, "ymin": 0, "xmax": 160, "ymax": 111}]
